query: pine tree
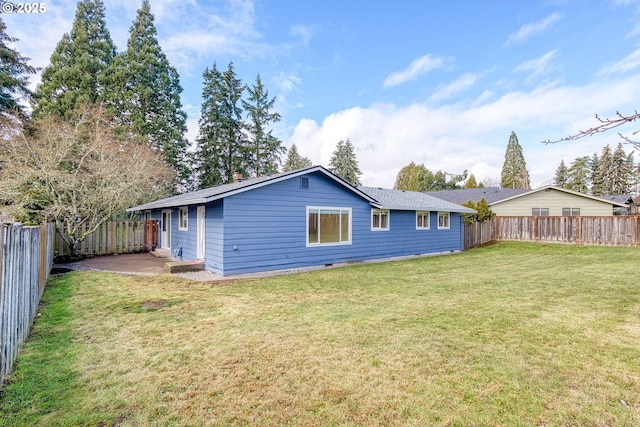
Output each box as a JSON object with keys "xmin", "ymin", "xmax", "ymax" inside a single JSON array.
[
  {"xmin": 101, "ymin": 0, "xmax": 189, "ymax": 189},
  {"xmin": 465, "ymin": 174, "xmax": 478, "ymax": 188},
  {"xmin": 590, "ymin": 153, "xmax": 603, "ymax": 196},
  {"xmin": 193, "ymin": 61, "xmax": 245, "ymax": 188},
  {"xmin": 33, "ymin": 0, "xmax": 116, "ymax": 120},
  {"xmin": 553, "ymin": 160, "xmax": 568, "ymax": 188},
  {"xmin": 500, "ymin": 131, "xmax": 530, "ymax": 189},
  {"xmin": 610, "ymin": 142, "xmax": 634, "ymax": 194},
  {"xmin": 328, "ymin": 139, "xmax": 362, "ymax": 185},
  {"xmin": 597, "ymin": 145, "xmax": 613, "ymax": 195},
  {"xmin": 566, "ymin": 156, "xmax": 591, "ymax": 194},
  {"xmin": 242, "ymin": 74, "xmax": 284, "ymax": 176},
  {"xmin": 0, "ymin": 15, "xmax": 37, "ymax": 118},
  {"xmin": 282, "ymin": 144, "xmax": 312, "ymax": 172}
]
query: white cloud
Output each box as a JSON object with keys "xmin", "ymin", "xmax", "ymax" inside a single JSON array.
[
  {"xmin": 289, "ymin": 74, "xmax": 640, "ymax": 188},
  {"xmin": 506, "ymin": 12, "xmax": 562, "ymax": 46},
  {"xmin": 290, "ymin": 24, "xmax": 320, "ymax": 47},
  {"xmin": 515, "ymin": 50, "xmax": 558, "ymax": 83},
  {"xmin": 383, "ymin": 54, "xmax": 451, "ymax": 88},
  {"xmin": 428, "ymin": 73, "xmax": 479, "ymax": 103},
  {"xmin": 599, "ymin": 46, "xmax": 640, "ymax": 74}
]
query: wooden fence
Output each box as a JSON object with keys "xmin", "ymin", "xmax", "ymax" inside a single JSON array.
[
  {"xmin": 54, "ymin": 220, "xmax": 156, "ymax": 259},
  {"xmin": 0, "ymin": 224, "xmax": 54, "ymax": 385},
  {"xmin": 464, "ymin": 216, "xmax": 640, "ymax": 248}
]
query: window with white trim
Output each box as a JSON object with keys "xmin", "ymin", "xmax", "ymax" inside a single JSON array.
[
  {"xmin": 371, "ymin": 209, "xmax": 389, "ymax": 231},
  {"xmin": 562, "ymin": 207, "xmax": 580, "ymax": 216},
  {"xmin": 416, "ymin": 211, "xmax": 430, "ymax": 230},
  {"xmin": 178, "ymin": 207, "xmax": 188, "ymax": 230},
  {"xmin": 307, "ymin": 207, "xmax": 351, "ymax": 246},
  {"xmin": 532, "ymin": 208, "xmax": 550, "ymax": 216},
  {"xmin": 144, "ymin": 210, "xmax": 151, "ymax": 221},
  {"xmin": 437, "ymin": 212, "xmax": 450, "ymax": 229}
]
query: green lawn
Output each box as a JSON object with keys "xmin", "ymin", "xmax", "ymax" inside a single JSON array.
[{"xmin": 1, "ymin": 242, "xmax": 639, "ymax": 426}]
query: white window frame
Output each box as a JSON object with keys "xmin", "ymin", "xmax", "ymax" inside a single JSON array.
[
  {"xmin": 562, "ymin": 207, "xmax": 580, "ymax": 216},
  {"xmin": 144, "ymin": 210, "xmax": 151, "ymax": 221},
  {"xmin": 371, "ymin": 209, "xmax": 390, "ymax": 231},
  {"xmin": 532, "ymin": 208, "xmax": 550, "ymax": 216},
  {"xmin": 416, "ymin": 211, "xmax": 430, "ymax": 230},
  {"xmin": 178, "ymin": 206, "xmax": 189, "ymax": 231},
  {"xmin": 306, "ymin": 206, "xmax": 352, "ymax": 247},
  {"xmin": 437, "ymin": 212, "xmax": 450, "ymax": 230}
]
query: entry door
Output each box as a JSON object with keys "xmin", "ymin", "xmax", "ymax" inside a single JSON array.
[
  {"xmin": 161, "ymin": 210, "xmax": 171, "ymax": 249},
  {"xmin": 197, "ymin": 206, "xmax": 205, "ymax": 260}
]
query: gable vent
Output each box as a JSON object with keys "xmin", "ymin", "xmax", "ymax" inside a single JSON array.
[{"xmin": 300, "ymin": 176, "xmax": 309, "ymax": 189}]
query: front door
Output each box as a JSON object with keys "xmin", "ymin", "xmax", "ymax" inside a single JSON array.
[
  {"xmin": 161, "ymin": 210, "xmax": 171, "ymax": 249},
  {"xmin": 197, "ymin": 206, "xmax": 205, "ymax": 260}
]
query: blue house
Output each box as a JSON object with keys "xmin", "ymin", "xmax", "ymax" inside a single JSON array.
[{"xmin": 127, "ymin": 166, "xmax": 474, "ymax": 276}]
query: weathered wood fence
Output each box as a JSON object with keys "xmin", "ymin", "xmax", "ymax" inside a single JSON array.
[
  {"xmin": 464, "ymin": 216, "xmax": 640, "ymax": 248},
  {"xmin": 54, "ymin": 220, "xmax": 157, "ymax": 259},
  {"xmin": 1, "ymin": 224, "xmax": 54, "ymax": 385}
]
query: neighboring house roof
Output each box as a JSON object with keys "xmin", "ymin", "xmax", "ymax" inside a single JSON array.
[
  {"xmin": 128, "ymin": 165, "xmax": 474, "ymax": 213},
  {"xmin": 128, "ymin": 166, "xmax": 377, "ymax": 212},
  {"xmin": 359, "ymin": 186, "xmax": 475, "ymax": 213},
  {"xmin": 425, "ymin": 187, "xmax": 530, "ymax": 205},
  {"xmin": 600, "ymin": 195, "xmax": 634, "ymax": 205},
  {"xmin": 490, "ymin": 185, "xmax": 629, "ymax": 208}
]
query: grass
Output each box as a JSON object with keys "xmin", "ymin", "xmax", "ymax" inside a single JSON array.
[{"xmin": 1, "ymin": 242, "xmax": 640, "ymax": 426}]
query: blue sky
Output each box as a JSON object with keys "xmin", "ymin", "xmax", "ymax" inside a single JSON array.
[{"xmin": 5, "ymin": 0, "xmax": 640, "ymax": 188}]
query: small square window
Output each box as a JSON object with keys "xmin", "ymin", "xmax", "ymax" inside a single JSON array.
[
  {"xmin": 371, "ymin": 209, "xmax": 389, "ymax": 231},
  {"xmin": 179, "ymin": 207, "xmax": 188, "ymax": 231},
  {"xmin": 416, "ymin": 211, "xmax": 430, "ymax": 230},
  {"xmin": 437, "ymin": 212, "xmax": 450, "ymax": 229}
]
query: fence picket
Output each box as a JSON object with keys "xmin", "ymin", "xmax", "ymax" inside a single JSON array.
[
  {"xmin": 465, "ymin": 216, "xmax": 640, "ymax": 249},
  {"xmin": 0, "ymin": 224, "xmax": 54, "ymax": 386}
]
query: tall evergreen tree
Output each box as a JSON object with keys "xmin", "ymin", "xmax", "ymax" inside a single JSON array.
[
  {"xmin": 242, "ymin": 74, "xmax": 284, "ymax": 176},
  {"xmin": 553, "ymin": 159, "xmax": 569, "ymax": 188},
  {"xmin": 328, "ymin": 139, "xmax": 362, "ymax": 185},
  {"xmin": 596, "ymin": 145, "xmax": 613, "ymax": 195},
  {"xmin": 610, "ymin": 142, "xmax": 634, "ymax": 194},
  {"xmin": 193, "ymin": 61, "xmax": 245, "ymax": 187},
  {"xmin": 101, "ymin": 0, "xmax": 189, "ymax": 189},
  {"xmin": 465, "ymin": 174, "xmax": 479, "ymax": 188},
  {"xmin": 566, "ymin": 156, "xmax": 591, "ymax": 194},
  {"xmin": 500, "ymin": 131, "xmax": 530, "ymax": 189},
  {"xmin": 282, "ymin": 144, "xmax": 312, "ymax": 172},
  {"xmin": 33, "ymin": 0, "xmax": 116, "ymax": 120},
  {"xmin": 590, "ymin": 153, "xmax": 603, "ymax": 196},
  {"xmin": 0, "ymin": 15, "xmax": 37, "ymax": 118}
]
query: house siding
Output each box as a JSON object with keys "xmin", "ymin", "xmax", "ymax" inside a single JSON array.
[
  {"xmin": 219, "ymin": 172, "xmax": 464, "ymax": 275},
  {"xmin": 491, "ymin": 189, "xmax": 615, "ymax": 216}
]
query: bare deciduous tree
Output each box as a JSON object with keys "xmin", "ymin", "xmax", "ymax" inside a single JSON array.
[{"xmin": 0, "ymin": 104, "xmax": 175, "ymax": 256}]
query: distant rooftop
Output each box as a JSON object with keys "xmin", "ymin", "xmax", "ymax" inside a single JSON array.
[{"xmin": 424, "ymin": 187, "xmax": 530, "ymax": 205}]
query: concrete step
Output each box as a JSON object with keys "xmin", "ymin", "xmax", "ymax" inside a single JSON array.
[{"xmin": 164, "ymin": 260, "xmax": 205, "ymax": 273}]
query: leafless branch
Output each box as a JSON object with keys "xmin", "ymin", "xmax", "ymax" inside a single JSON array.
[{"xmin": 543, "ymin": 111, "xmax": 640, "ymax": 148}]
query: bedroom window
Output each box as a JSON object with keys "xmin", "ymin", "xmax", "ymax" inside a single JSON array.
[
  {"xmin": 307, "ymin": 207, "xmax": 351, "ymax": 246},
  {"xmin": 532, "ymin": 208, "xmax": 550, "ymax": 216},
  {"xmin": 371, "ymin": 209, "xmax": 389, "ymax": 231},
  {"xmin": 178, "ymin": 207, "xmax": 188, "ymax": 230},
  {"xmin": 416, "ymin": 211, "xmax": 430, "ymax": 230},
  {"xmin": 437, "ymin": 212, "xmax": 450, "ymax": 229},
  {"xmin": 562, "ymin": 208, "xmax": 580, "ymax": 216}
]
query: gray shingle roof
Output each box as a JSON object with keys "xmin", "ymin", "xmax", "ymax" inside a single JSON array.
[
  {"xmin": 128, "ymin": 166, "xmax": 376, "ymax": 212},
  {"xmin": 128, "ymin": 166, "xmax": 474, "ymax": 213},
  {"xmin": 358, "ymin": 186, "xmax": 475, "ymax": 213},
  {"xmin": 424, "ymin": 187, "xmax": 530, "ymax": 205}
]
